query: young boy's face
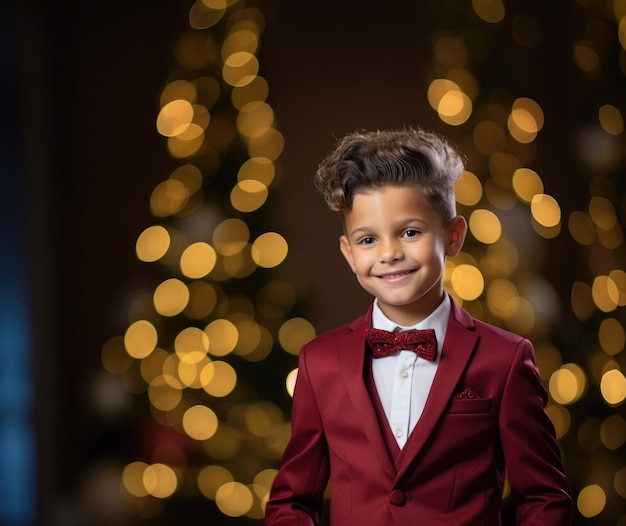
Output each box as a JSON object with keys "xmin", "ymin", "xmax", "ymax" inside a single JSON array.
[{"xmin": 339, "ymin": 185, "xmax": 466, "ymax": 326}]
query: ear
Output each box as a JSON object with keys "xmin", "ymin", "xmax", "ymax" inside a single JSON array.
[
  {"xmin": 339, "ymin": 235, "xmax": 357, "ymax": 273},
  {"xmin": 445, "ymin": 216, "xmax": 467, "ymax": 258}
]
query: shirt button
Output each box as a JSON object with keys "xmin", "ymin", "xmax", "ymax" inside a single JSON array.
[
  {"xmin": 400, "ymin": 369, "xmax": 409, "ymax": 378},
  {"xmin": 394, "ymin": 428, "xmax": 403, "ymax": 437}
]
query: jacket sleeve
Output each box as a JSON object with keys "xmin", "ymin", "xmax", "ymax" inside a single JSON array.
[
  {"xmin": 499, "ymin": 338, "xmax": 573, "ymax": 525},
  {"xmin": 265, "ymin": 344, "xmax": 330, "ymax": 526}
]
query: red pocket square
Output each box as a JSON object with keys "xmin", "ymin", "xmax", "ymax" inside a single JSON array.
[{"xmin": 454, "ymin": 387, "xmax": 480, "ymax": 399}]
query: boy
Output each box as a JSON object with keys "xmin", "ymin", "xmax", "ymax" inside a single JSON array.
[{"xmin": 265, "ymin": 127, "xmax": 572, "ymax": 525}]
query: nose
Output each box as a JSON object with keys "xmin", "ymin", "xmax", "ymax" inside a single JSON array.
[{"xmin": 379, "ymin": 238, "xmax": 403, "ymax": 263}]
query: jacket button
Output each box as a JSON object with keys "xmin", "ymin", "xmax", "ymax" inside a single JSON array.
[{"xmin": 389, "ymin": 489, "xmax": 406, "ymax": 506}]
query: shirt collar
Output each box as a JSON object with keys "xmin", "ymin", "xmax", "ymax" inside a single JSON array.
[{"xmin": 371, "ymin": 295, "xmax": 451, "ymax": 352}]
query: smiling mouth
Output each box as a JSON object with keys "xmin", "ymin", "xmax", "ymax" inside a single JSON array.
[{"xmin": 376, "ymin": 269, "xmax": 416, "ymax": 279}]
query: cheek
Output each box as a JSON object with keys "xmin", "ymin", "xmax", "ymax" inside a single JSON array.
[{"xmin": 352, "ymin": 254, "xmax": 374, "ymax": 275}]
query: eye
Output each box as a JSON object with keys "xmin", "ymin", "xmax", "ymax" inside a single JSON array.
[
  {"xmin": 357, "ymin": 236, "xmax": 377, "ymax": 245},
  {"xmin": 402, "ymin": 228, "xmax": 421, "ymax": 239}
]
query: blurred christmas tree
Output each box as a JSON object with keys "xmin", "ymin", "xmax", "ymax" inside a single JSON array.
[
  {"xmin": 422, "ymin": 1, "xmax": 626, "ymax": 524},
  {"xmin": 101, "ymin": 0, "xmax": 311, "ymax": 522}
]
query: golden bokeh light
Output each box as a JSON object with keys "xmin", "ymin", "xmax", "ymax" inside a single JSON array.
[
  {"xmin": 473, "ymin": 120, "xmax": 506, "ymax": 155},
  {"xmin": 222, "ymin": 29, "xmax": 259, "ymax": 60},
  {"xmin": 236, "ymin": 101, "xmax": 274, "ymax": 138},
  {"xmin": 182, "ymin": 405, "xmax": 219, "ymax": 440},
  {"xmin": 140, "ymin": 347, "xmax": 169, "ymax": 384},
  {"xmin": 124, "ymin": 320, "xmax": 158, "ymax": 359},
  {"xmin": 535, "ymin": 343, "xmax": 564, "ymax": 381},
  {"xmin": 143, "ymin": 463, "xmax": 178, "ymax": 499},
  {"xmin": 254, "ymin": 469, "xmax": 278, "ymax": 503},
  {"xmin": 600, "ymin": 414, "xmax": 626, "ymax": 450},
  {"xmin": 148, "ymin": 375, "xmax": 183, "ymax": 411},
  {"xmin": 450, "ymin": 264, "xmax": 484, "ymax": 301},
  {"xmin": 455, "ymin": 170, "xmax": 483, "ymax": 206},
  {"xmin": 167, "ymin": 123, "xmax": 205, "ymax": 158},
  {"xmin": 157, "ymin": 99, "xmax": 194, "ymax": 137},
  {"xmin": 593, "ymin": 275, "xmax": 620, "ymax": 312},
  {"xmin": 508, "ymin": 98, "xmax": 544, "ymax": 143},
  {"xmin": 568, "ymin": 211, "xmax": 596, "ymax": 246},
  {"xmin": 204, "ymin": 319, "xmax": 238, "ymax": 356},
  {"xmin": 174, "ymin": 327, "xmax": 209, "ymax": 364},
  {"xmin": 251, "ymin": 232, "xmax": 288, "ymax": 268},
  {"xmin": 180, "ymin": 242, "xmax": 217, "ymax": 279},
  {"xmin": 433, "ymin": 36, "xmax": 468, "ymax": 69},
  {"xmin": 203, "ymin": 424, "xmax": 242, "ymax": 460},
  {"xmin": 223, "ymin": 51, "xmax": 259, "ymax": 87},
  {"xmin": 230, "ymin": 179, "xmax": 269, "ymax": 212},
  {"xmin": 278, "ymin": 318, "xmax": 316, "ymax": 355},
  {"xmin": 189, "ymin": 1, "xmax": 226, "ymax": 30},
  {"xmin": 246, "ymin": 127, "xmax": 285, "ymax": 160},
  {"xmin": 511, "ymin": 168, "xmax": 543, "ymax": 203},
  {"xmin": 286, "ymin": 368, "xmax": 298, "ymax": 398},
  {"xmin": 615, "ymin": 467, "xmax": 626, "ymax": 499},
  {"xmin": 599, "ymin": 317, "xmax": 625, "ymax": 355},
  {"xmin": 598, "ymin": 104, "xmax": 624, "ymax": 135},
  {"xmin": 231, "ymin": 76, "xmax": 269, "ymax": 109},
  {"xmin": 122, "ymin": 461, "xmax": 150, "ymax": 497},
  {"xmin": 482, "ymin": 238, "xmax": 519, "ymax": 276},
  {"xmin": 215, "ymin": 481, "xmax": 253, "ymax": 517},
  {"xmin": 178, "ymin": 355, "xmax": 211, "ymax": 388},
  {"xmin": 212, "ymin": 218, "xmax": 249, "ymax": 256},
  {"xmin": 201, "ymin": 360, "xmax": 237, "ymax": 397},
  {"xmin": 486, "ymin": 279, "xmax": 519, "ymax": 320},
  {"xmin": 530, "ymin": 194, "xmax": 561, "ymax": 227},
  {"xmin": 245, "ymin": 401, "xmax": 283, "ymax": 438},
  {"xmin": 589, "ymin": 196, "xmax": 618, "ymax": 230},
  {"xmin": 571, "ymin": 281, "xmax": 595, "ymax": 321},
  {"xmin": 427, "ymin": 79, "xmax": 472, "ymax": 125},
  {"xmin": 170, "ymin": 164, "xmax": 204, "ymax": 194},
  {"xmin": 222, "ymin": 244, "xmax": 257, "ymax": 278},
  {"xmin": 545, "ymin": 404, "xmax": 571, "ymax": 440},
  {"xmin": 468, "ymin": 209, "xmax": 502, "ymax": 244},
  {"xmin": 472, "ymin": 0, "xmax": 505, "ymax": 23},
  {"xmin": 574, "ymin": 41, "xmax": 601, "ymax": 73},
  {"xmin": 160, "ymin": 79, "xmax": 197, "ymax": 106},
  {"xmin": 504, "ymin": 296, "xmax": 535, "ymax": 335},
  {"xmin": 136, "ymin": 225, "xmax": 171, "ymax": 262},
  {"xmin": 153, "ymin": 278, "xmax": 190, "ymax": 317},
  {"xmin": 101, "ymin": 336, "xmax": 133, "ymax": 375},
  {"xmin": 438, "ymin": 90, "xmax": 473, "ymax": 126},
  {"xmin": 237, "ymin": 156, "xmax": 275, "ymax": 185},
  {"xmin": 600, "ymin": 369, "xmax": 626, "ymax": 405},
  {"xmin": 233, "ymin": 319, "xmax": 261, "ymax": 355},
  {"xmin": 549, "ymin": 363, "xmax": 587, "ymax": 405},
  {"xmin": 610, "ymin": 269, "xmax": 626, "ymax": 306},
  {"xmin": 198, "ymin": 465, "xmax": 234, "ymax": 499},
  {"xmin": 447, "ymin": 69, "xmax": 479, "ymax": 101},
  {"xmin": 150, "ymin": 179, "xmax": 190, "ymax": 217},
  {"xmin": 577, "ymin": 484, "xmax": 606, "ymax": 518}
]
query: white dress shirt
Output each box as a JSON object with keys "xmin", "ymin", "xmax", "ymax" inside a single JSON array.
[{"xmin": 371, "ymin": 295, "xmax": 451, "ymax": 448}]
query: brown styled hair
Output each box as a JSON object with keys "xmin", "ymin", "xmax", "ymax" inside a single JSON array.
[{"xmin": 314, "ymin": 127, "xmax": 465, "ymax": 225}]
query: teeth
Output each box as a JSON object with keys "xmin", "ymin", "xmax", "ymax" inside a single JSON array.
[{"xmin": 381, "ymin": 271, "xmax": 409, "ymax": 279}]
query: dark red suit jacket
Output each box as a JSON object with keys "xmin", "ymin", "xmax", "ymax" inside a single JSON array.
[{"xmin": 265, "ymin": 299, "xmax": 572, "ymax": 525}]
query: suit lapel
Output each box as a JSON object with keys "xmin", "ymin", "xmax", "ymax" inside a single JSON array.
[
  {"xmin": 394, "ymin": 301, "xmax": 479, "ymax": 477},
  {"xmin": 339, "ymin": 307, "xmax": 397, "ymax": 479}
]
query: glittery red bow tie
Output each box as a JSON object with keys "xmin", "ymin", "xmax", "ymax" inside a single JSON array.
[{"xmin": 365, "ymin": 328, "xmax": 437, "ymax": 361}]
